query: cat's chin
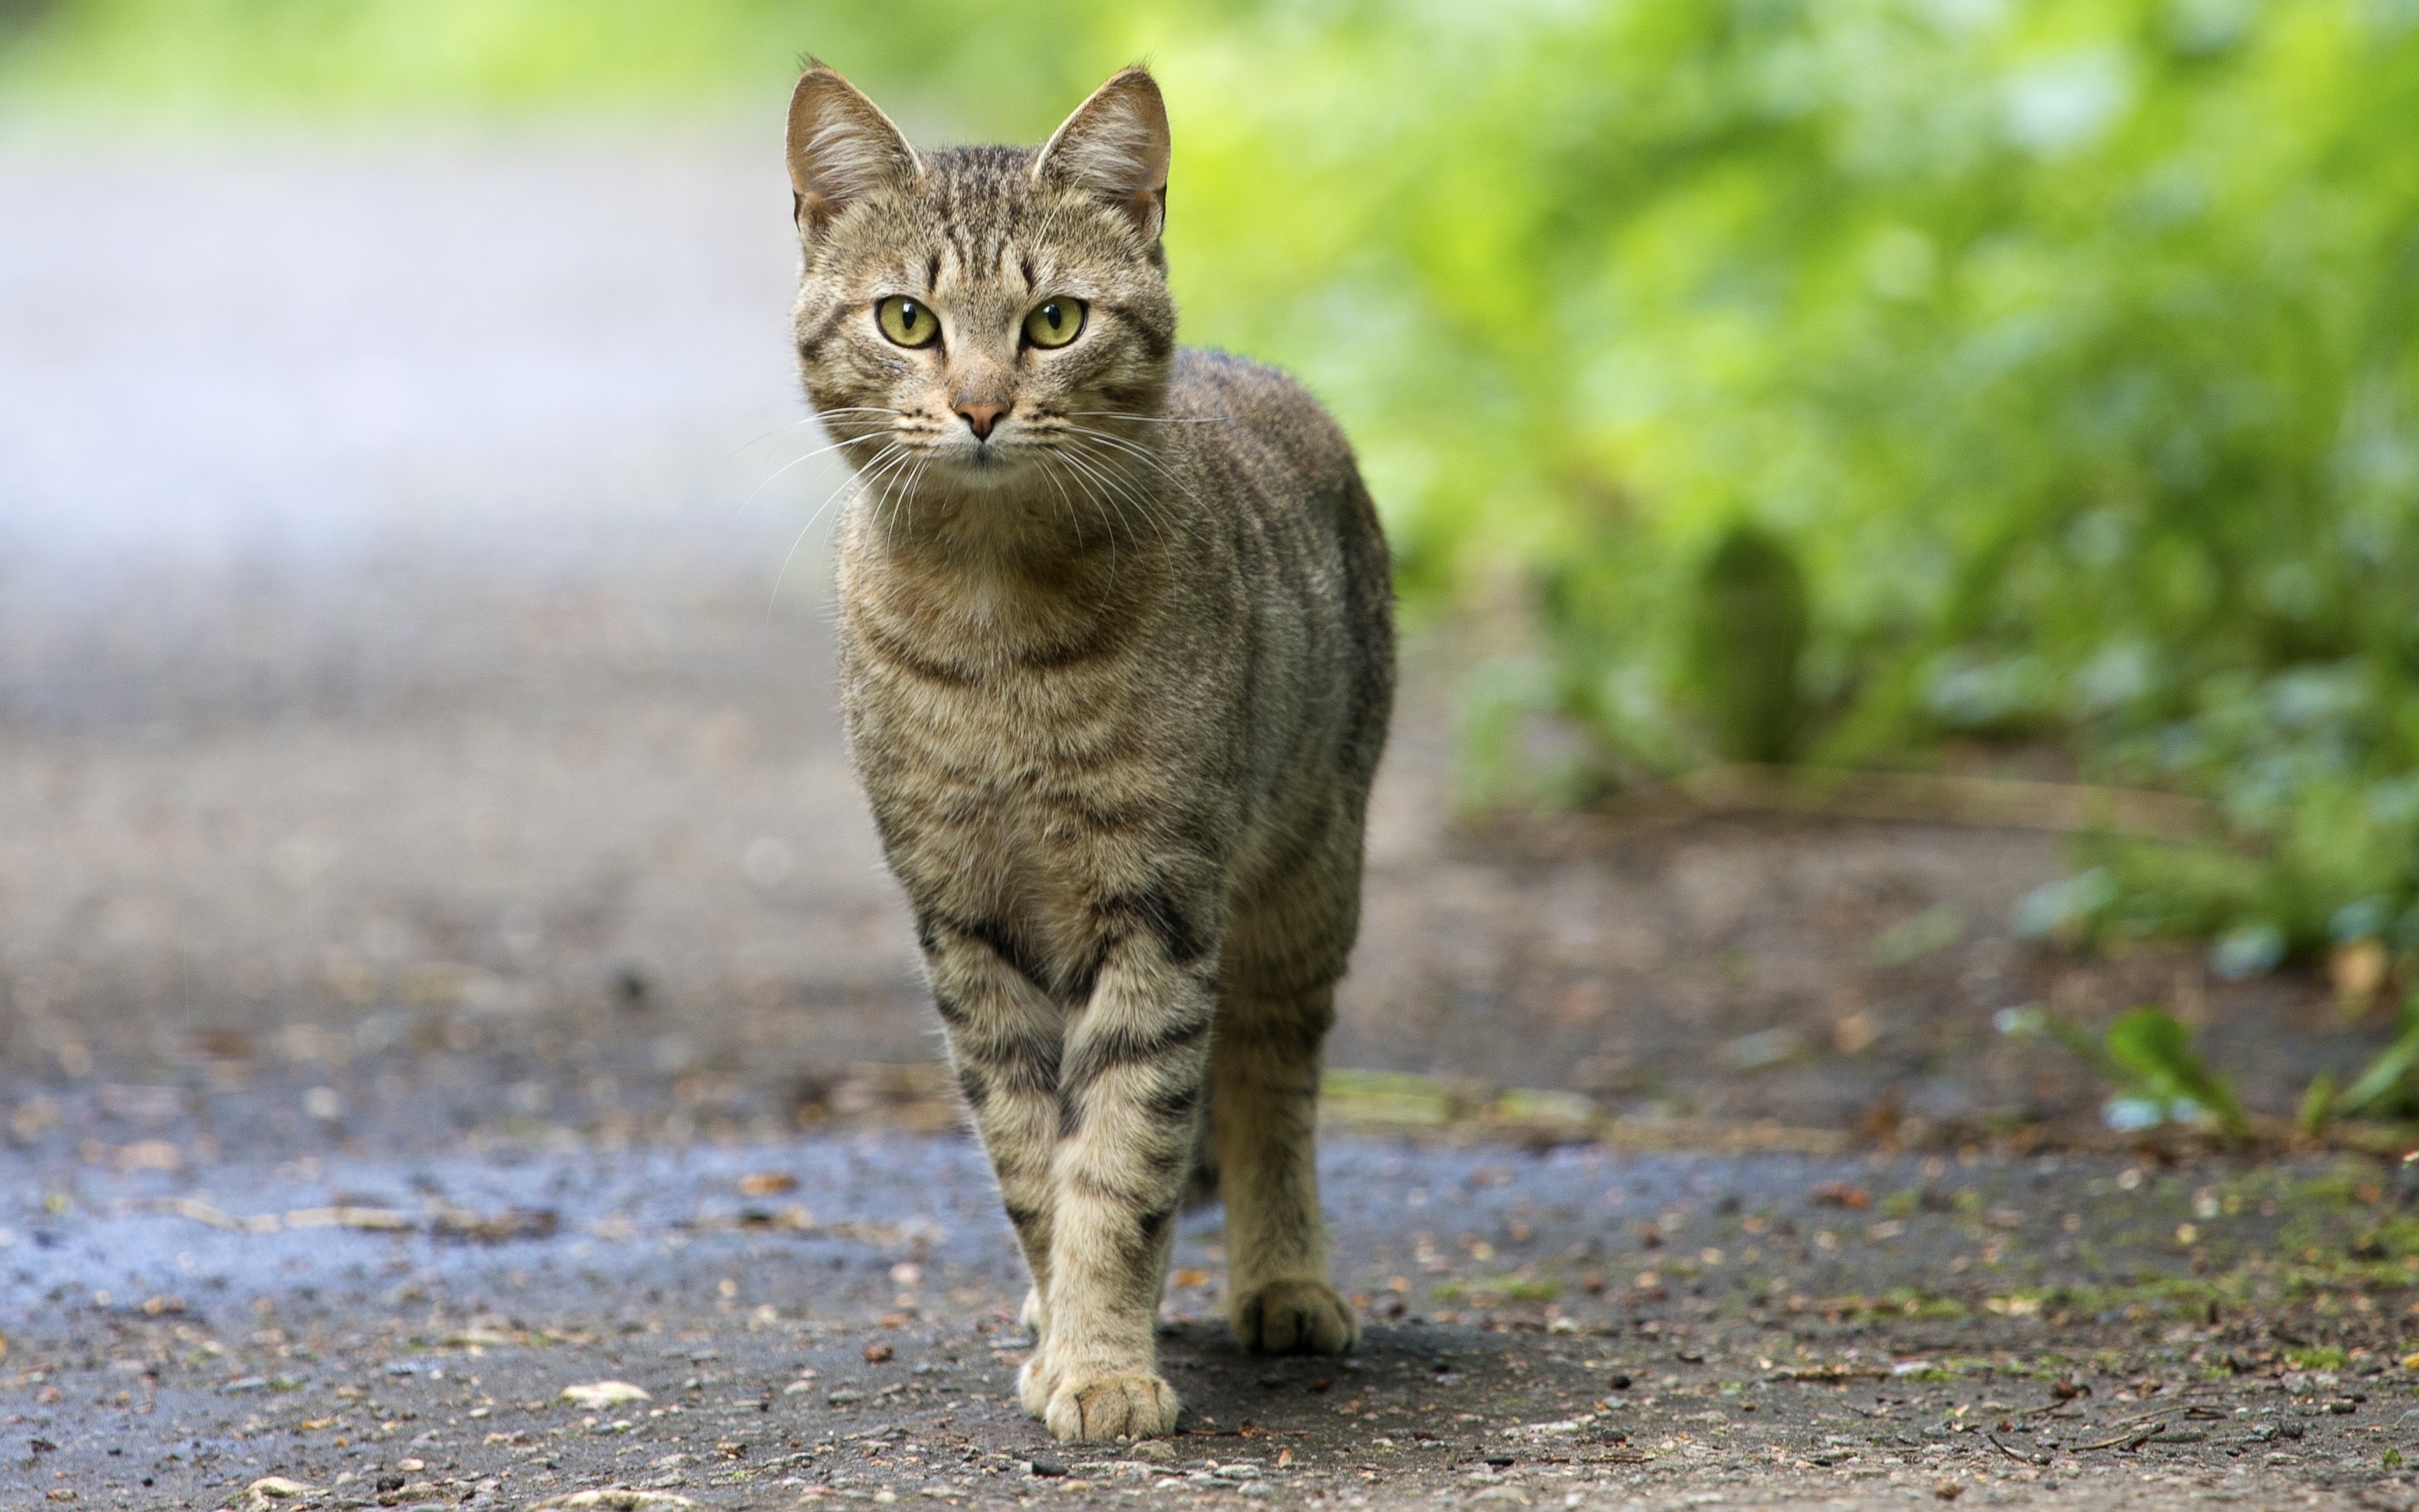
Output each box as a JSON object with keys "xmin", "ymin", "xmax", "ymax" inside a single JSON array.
[{"xmin": 925, "ymin": 449, "xmax": 1047, "ymax": 496}]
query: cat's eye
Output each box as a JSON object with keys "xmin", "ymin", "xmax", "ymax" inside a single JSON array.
[
  {"xmin": 1024, "ymin": 299, "xmax": 1087, "ymax": 350},
  {"xmin": 876, "ymin": 296, "xmax": 941, "ymax": 349}
]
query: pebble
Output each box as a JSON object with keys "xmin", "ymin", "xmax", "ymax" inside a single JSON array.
[{"xmin": 559, "ymin": 1381, "xmax": 651, "ymax": 1409}]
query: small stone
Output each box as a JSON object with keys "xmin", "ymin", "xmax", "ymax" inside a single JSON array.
[
  {"xmin": 862, "ymin": 1342, "xmax": 894, "ymax": 1364},
  {"xmin": 1029, "ymin": 1457, "xmax": 1069, "ymax": 1477},
  {"xmin": 559, "ymin": 1381, "xmax": 652, "ymax": 1409},
  {"xmin": 1933, "ymin": 1480, "xmax": 1963, "ymax": 1501}
]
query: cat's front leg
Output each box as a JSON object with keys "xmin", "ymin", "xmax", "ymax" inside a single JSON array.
[
  {"xmin": 1038, "ymin": 917, "xmax": 1215, "ymax": 1442},
  {"xmin": 918, "ymin": 921, "xmax": 1067, "ymax": 1402}
]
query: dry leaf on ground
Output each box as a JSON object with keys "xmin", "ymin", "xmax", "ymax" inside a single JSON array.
[{"xmin": 558, "ymin": 1381, "xmax": 652, "ymax": 1409}]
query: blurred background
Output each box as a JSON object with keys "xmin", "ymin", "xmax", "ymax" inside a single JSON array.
[{"xmin": 3, "ymin": 0, "xmax": 2416, "ymax": 1157}]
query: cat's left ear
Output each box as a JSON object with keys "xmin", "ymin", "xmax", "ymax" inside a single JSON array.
[{"xmin": 1033, "ymin": 67, "xmax": 1171, "ymax": 244}]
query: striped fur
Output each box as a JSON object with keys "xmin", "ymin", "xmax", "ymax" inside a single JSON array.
[{"xmin": 786, "ymin": 65, "xmax": 1394, "ymax": 1443}]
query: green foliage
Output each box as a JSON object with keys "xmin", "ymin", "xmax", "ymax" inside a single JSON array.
[
  {"xmin": 13, "ymin": 1, "xmax": 2419, "ymax": 950},
  {"xmin": 2328, "ymin": 991, "xmax": 2419, "ymax": 1118},
  {"xmin": 0, "ymin": 0, "xmax": 1132, "ymax": 128},
  {"xmin": 1688, "ymin": 524, "xmax": 1810, "ymax": 762},
  {"xmin": 1998, "ymin": 1003, "xmax": 2248, "ymax": 1139}
]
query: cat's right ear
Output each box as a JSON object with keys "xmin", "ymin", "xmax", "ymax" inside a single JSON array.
[{"xmin": 786, "ymin": 65, "xmax": 921, "ymax": 244}]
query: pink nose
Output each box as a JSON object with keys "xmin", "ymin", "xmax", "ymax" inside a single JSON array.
[{"xmin": 955, "ymin": 401, "xmax": 1008, "ymax": 440}]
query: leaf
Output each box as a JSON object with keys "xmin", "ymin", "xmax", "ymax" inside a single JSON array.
[
  {"xmin": 559, "ymin": 1381, "xmax": 652, "ymax": 1409},
  {"xmin": 2299, "ymin": 1072, "xmax": 2335, "ymax": 1137},
  {"xmin": 2334, "ymin": 1022, "xmax": 2419, "ymax": 1116},
  {"xmin": 2102, "ymin": 1008, "xmax": 2247, "ymax": 1139}
]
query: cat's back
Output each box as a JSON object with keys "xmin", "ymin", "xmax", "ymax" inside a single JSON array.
[
  {"xmin": 1166, "ymin": 348, "xmax": 1381, "ymax": 553},
  {"xmin": 1162, "ymin": 347, "xmax": 1393, "ymax": 786}
]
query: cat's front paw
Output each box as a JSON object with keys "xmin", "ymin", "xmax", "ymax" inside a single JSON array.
[
  {"xmin": 1044, "ymin": 1372, "xmax": 1182, "ymax": 1442},
  {"xmin": 1019, "ymin": 1285, "xmax": 1049, "ymax": 1334},
  {"xmin": 1231, "ymin": 1278, "xmax": 1359, "ymax": 1355},
  {"xmin": 1016, "ymin": 1341, "xmax": 1059, "ymax": 1419}
]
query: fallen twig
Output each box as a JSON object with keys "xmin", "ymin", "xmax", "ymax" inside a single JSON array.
[
  {"xmin": 1766, "ymin": 1363, "xmax": 1893, "ymax": 1383},
  {"xmin": 1651, "ymin": 764, "xmax": 2210, "ymax": 840},
  {"xmin": 1987, "ymin": 1434, "xmax": 2050, "ymax": 1467},
  {"xmin": 143, "ymin": 1197, "xmax": 554, "ymax": 1242},
  {"xmin": 2072, "ymin": 1421, "xmax": 2166, "ymax": 1452}
]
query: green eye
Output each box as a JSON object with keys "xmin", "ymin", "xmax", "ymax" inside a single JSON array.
[
  {"xmin": 1024, "ymin": 298, "xmax": 1087, "ymax": 349},
  {"xmin": 876, "ymin": 296, "xmax": 940, "ymax": 348}
]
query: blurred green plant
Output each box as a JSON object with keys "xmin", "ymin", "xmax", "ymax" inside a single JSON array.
[
  {"xmin": 1998, "ymin": 1004, "xmax": 2249, "ymax": 1141},
  {"xmin": 13, "ymin": 0, "xmax": 2419, "ymax": 964},
  {"xmin": 1688, "ymin": 523, "xmax": 1810, "ymax": 763},
  {"xmin": 2316, "ymin": 991, "xmax": 2419, "ymax": 1125}
]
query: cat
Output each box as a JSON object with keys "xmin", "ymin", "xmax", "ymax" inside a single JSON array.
[{"xmin": 784, "ymin": 61, "xmax": 1395, "ymax": 1442}]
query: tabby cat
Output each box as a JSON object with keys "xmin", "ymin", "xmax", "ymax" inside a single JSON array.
[{"xmin": 784, "ymin": 62, "xmax": 1394, "ymax": 1442}]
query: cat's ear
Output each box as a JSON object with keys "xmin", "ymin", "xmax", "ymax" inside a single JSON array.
[
  {"xmin": 786, "ymin": 64, "xmax": 921, "ymax": 242},
  {"xmin": 1033, "ymin": 66, "xmax": 1171, "ymax": 244}
]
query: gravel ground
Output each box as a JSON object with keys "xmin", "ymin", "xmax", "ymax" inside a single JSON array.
[
  {"xmin": 3, "ymin": 131, "xmax": 2416, "ymax": 1510},
  {"xmin": 4, "ymin": 1125, "xmax": 2415, "ymax": 1510}
]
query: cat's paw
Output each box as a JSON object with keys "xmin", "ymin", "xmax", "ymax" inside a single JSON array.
[
  {"xmin": 1016, "ymin": 1342, "xmax": 1059, "ymax": 1419},
  {"xmin": 1019, "ymin": 1286, "xmax": 1049, "ymax": 1334},
  {"xmin": 1231, "ymin": 1278, "xmax": 1359, "ymax": 1355},
  {"xmin": 1044, "ymin": 1372, "xmax": 1182, "ymax": 1442}
]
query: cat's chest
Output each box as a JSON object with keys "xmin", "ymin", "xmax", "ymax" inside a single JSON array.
[{"xmin": 849, "ymin": 661, "xmax": 1192, "ymax": 936}]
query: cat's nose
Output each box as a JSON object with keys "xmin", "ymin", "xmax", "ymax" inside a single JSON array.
[{"xmin": 954, "ymin": 399, "xmax": 1009, "ymax": 440}]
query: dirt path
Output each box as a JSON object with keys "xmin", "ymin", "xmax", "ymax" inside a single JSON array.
[{"xmin": 3, "ymin": 1126, "xmax": 2411, "ymax": 1509}]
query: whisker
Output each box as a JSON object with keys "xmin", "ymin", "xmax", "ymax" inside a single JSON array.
[
  {"xmin": 1032, "ymin": 447, "xmax": 1086, "ymax": 556},
  {"xmin": 861, "ymin": 444, "xmax": 922, "ymax": 540},
  {"xmin": 733, "ymin": 426, "xmax": 901, "ymax": 523},
  {"xmin": 724, "ymin": 415, "xmax": 831, "ymax": 465},
  {"xmin": 1063, "ymin": 411, "xmax": 1227, "ymax": 424},
  {"xmin": 767, "ymin": 440, "xmax": 901, "ymax": 617},
  {"xmin": 1045, "ymin": 451, "xmax": 1123, "ymax": 575},
  {"xmin": 1058, "ymin": 433, "xmax": 1185, "ymax": 539},
  {"xmin": 1053, "ymin": 444, "xmax": 1169, "ymax": 551},
  {"xmin": 1063, "ymin": 429, "xmax": 1201, "ymax": 524}
]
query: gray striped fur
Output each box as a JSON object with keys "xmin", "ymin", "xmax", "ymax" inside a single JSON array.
[{"xmin": 785, "ymin": 64, "xmax": 1394, "ymax": 1443}]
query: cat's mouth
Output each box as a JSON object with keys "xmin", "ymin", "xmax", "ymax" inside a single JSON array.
[{"xmin": 928, "ymin": 436, "xmax": 1033, "ymax": 487}]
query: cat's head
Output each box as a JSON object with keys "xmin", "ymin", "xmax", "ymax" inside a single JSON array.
[{"xmin": 786, "ymin": 65, "xmax": 1176, "ymax": 516}]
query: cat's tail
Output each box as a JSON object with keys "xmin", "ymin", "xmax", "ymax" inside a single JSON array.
[{"xmin": 1181, "ymin": 1107, "xmax": 1219, "ymax": 1210}]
